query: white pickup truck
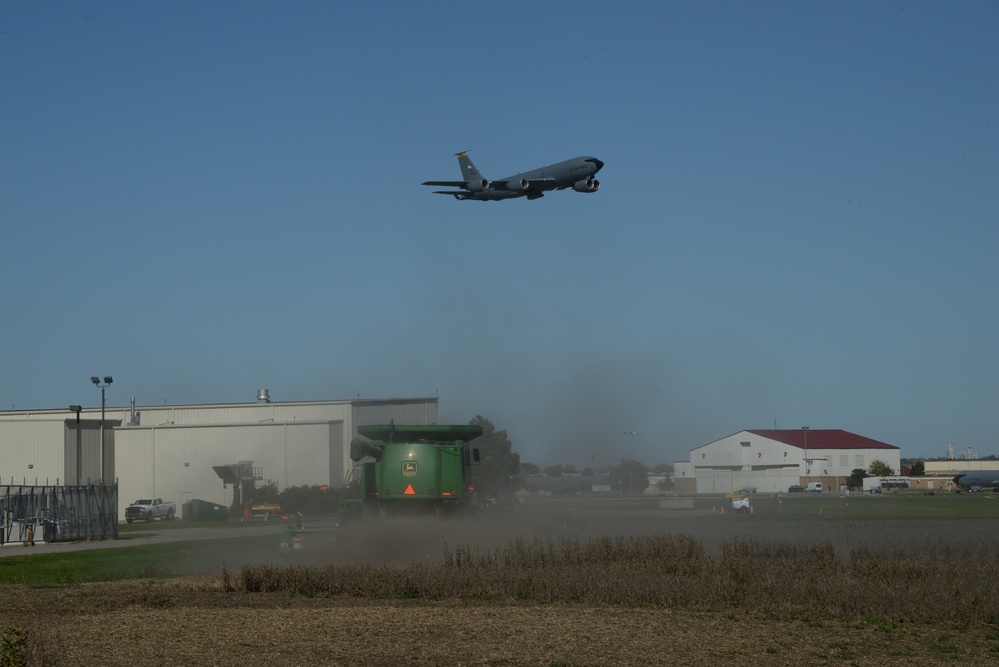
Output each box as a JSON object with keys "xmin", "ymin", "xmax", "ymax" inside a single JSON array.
[{"xmin": 125, "ymin": 498, "xmax": 177, "ymax": 523}]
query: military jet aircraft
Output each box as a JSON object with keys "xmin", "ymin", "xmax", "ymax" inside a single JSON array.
[
  {"xmin": 423, "ymin": 151, "xmax": 604, "ymax": 201},
  {"xmin": 953, "ymin": 470, "xmax": 999, "ymax": 491}
]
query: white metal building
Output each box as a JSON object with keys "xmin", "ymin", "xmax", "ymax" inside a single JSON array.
[
  {"xmin": 674, "ymin": 429, "xmax": 901, "ymax": 494},
  {"xmin": 0, "ymin": 394, "xmax": 438, "ymax": 518},
  {"xmin": 924, "ymin": 460, "xmax": 997, "ymax": 476}
]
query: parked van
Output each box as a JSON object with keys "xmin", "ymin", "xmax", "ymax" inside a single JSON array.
[{"xmin": 805, "ymin": 482, "xmax": 823, "ymax": 493}]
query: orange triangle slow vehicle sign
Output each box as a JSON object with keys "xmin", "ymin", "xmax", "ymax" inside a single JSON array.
[{"xmin": 403, "ymin": 484, "xmax": 416, "ymax": 496}]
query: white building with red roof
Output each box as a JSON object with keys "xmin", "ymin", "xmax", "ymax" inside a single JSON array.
[{"xmin": 673, "ymin": 429, "xmax": 901, "ymax": 494}]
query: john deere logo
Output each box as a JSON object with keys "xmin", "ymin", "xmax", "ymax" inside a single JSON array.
[{"xmin": 402, "ymin": 461, "xmax": 418, "ymax": 476}]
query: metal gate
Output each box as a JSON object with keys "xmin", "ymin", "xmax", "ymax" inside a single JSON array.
[{"xmin": 0, "ymin": 482, "xmax": 118, "ymax": 544}]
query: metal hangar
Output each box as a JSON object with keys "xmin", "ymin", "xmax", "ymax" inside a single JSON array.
[{"xmin": 673, "ymin": 429, "xmax": 901, "ymax": 494}]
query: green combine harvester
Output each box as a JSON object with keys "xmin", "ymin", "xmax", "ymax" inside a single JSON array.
[{"xmin": 280, "ymin": 423, "xmax": 482, "ymax": 553}]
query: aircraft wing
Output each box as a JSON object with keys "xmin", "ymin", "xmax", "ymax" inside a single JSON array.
[
  {"xmin": 430, "ymin": 190, "xmax": 469, "ymax": 195},
  {"xmin": 422, "ymin": 180, "xmax": 467, "ymax": 187},
  {"xmin": 492, "ymin": 178, "xmax": 556, "ymax": 191},
  {"xmin": 526, "ymin": 178, "xmax": 557, "ymax": 191}
]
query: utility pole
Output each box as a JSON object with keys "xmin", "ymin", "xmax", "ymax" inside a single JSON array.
[
  {"xmin": 69, "ymin": 405, "xmax": 82, "ymax": 484},
  {"xmin": 802, "ymin": 425, "xmax": 810, "ymax": 485},
  {"xmin": 624, "ymin": 431, "xmax": 636, "ymax": 494},
  {"xmin": 91, "ymin": 376, "xmax": 113, "ymax": 482}
]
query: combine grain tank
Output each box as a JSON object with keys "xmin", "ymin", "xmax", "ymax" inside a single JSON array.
[{"xmin": 350, "ymin": 423, "xmax": 482, "ymax": 520}]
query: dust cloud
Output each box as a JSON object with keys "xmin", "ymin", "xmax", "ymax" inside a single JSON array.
[{"xmin": 161, "ymin": 496, "xmax": 999, "ymax": 574}]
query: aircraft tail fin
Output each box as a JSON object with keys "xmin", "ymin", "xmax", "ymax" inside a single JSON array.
[{"xmin": 456, "ymin": 151, "xmax": 488, "ymax": 187}]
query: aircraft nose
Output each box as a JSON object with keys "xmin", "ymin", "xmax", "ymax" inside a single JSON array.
[{"xmin": 589, "ymin": 158, "xmax": 604, "ymax": 171}]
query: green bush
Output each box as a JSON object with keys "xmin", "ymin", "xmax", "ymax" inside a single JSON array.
[{"xmin": 0, "ymin": 627, "xmax": 27, "ymax": 667}]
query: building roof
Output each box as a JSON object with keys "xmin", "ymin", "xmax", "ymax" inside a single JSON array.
[{"xmin": 746, "ymin": 429, "xmax": 899, "ymax": 450}]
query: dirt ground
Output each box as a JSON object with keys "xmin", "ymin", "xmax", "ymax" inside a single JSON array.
[
  {"xmin": 2, "ymin": 582, "xmax": 998, "ymax": 666},
  {"xmin": 2, "ymin": 496, "xmax": 998, "ymax": 665}
]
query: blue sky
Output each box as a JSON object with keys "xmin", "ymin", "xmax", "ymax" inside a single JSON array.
[{"xmin": 2, "ymin": 2, "xmax": 997, "ymax": 468}]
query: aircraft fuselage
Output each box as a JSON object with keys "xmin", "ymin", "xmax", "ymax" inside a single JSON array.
[
  {"xmin": 952, "ymin": 470, "xmax": 999, "ymax": 490},
  {"xmin": 423, "ymin": 153, "xmax": 604, "ymax": 201}
]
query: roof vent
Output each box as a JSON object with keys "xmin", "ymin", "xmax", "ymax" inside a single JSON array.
[{"xmin": 256, "ymin": 389, "xmax": 271, "ymax": 403}]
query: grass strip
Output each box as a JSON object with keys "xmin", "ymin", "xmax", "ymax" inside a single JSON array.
[{"xmin": 0, "ymin": 534, "xmax": 276, "ymax": 586}]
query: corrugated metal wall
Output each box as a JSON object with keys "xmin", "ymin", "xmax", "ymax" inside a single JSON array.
[
  {"xmin": 116, "ymin": 421, "xmax": 338, "ymax": 513},
  {"xmin": 354, "ymin": 399, "xmax": 439, "ymax": 427},
  {"xmin": 0, "ymin": 418, "xmax": 67, "ymax": 486}
]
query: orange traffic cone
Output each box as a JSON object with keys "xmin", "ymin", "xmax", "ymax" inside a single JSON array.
[
  {"xmin": 749, "ymin": 505, "xmax": 755, "ymax": 515},
  {"xmin": 720, "ymin": 507, "xmax": 725, "ymax": 515},
  {"xmin": 712, "ymin": 506, "xmax": 716, "ymax": 514}
]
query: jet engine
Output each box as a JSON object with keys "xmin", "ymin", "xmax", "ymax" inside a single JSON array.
[
  {"xmin": 504, "ymin": 178, "xmax": 529, "ymax": 192},
  {"xmin": 573, "ymin": 177, "xmax": 600, "ymax": 193},
  {"xmin": 467, "ymin": 178, "xmax": 491, "ymax": 192}
]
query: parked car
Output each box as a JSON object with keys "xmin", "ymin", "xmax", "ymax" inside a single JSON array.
[
  {"xmin": 125, "ymin": 498, "xmax": 176, "ymax": 523},
  {"xmin": 805, "ymin": 482, "xmax": 823, "ymax": 493},
  {"xmin": 788, "ymin": 485, "xmax": 804, "ymax": 493}
]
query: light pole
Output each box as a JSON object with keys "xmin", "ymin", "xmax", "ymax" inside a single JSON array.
[
  {"xmin": 91, "ymin": 376, "xmax": 112, "ymax": 483},
  {"xmin": 624, "ymin": 431, "xmax": 636, "ymax": 494},
  {"xmin": 802, "ymin": 425, "xmax": 810, "ymax": 485},
  {"xmin": 69, "ymin": 405, "xmax": 82, "ymax": 485}
]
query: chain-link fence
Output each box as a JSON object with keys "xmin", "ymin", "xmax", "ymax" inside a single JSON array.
[{"xmin": 0, "ymin": 482, "xmax": 118, "ymax": 544}]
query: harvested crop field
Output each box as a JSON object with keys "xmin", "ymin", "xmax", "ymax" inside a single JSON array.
[
  {"xmin": 2, "ymin": 495, "xmax": 998, "ymax": 665},
  {"xmin": 4, "ymin": 585, "xmax": 999, "ymax": 666}
]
